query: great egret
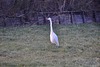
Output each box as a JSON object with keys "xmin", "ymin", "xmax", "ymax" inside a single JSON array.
[{"xmin": 47, "ymin": 17, "xmax": 59, "ymax": 46}]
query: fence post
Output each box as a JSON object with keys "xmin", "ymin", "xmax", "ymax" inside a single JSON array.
[
  {"xmin": 70, "ymin": 12, "xmax": 73, "ymax": 23},
  {"xmin": 58, "ymin": 14, "xmax": 61, "ymax": 24},
  {"xmin": 93, "ymin": 11, "xmax": 96, "ymax": 22},
  {"xmin": 81, "ymin": 11, "xmax": 85, "ymax": 23},
  {"xmin": 36, "ymin": 12, "xmax": 39, "ymax": 25},
  {"xmin": 3, "ymin": 17, "xmax": 6, "ymax": 27},
  {"xmin": 43, "ymin": 14, "xmax": 46, "ymax": 24}
]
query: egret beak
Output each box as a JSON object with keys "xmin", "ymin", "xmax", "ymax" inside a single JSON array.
[{"xmin": 46, "ymin": 18, "xmax": 49, "ymax": 20}]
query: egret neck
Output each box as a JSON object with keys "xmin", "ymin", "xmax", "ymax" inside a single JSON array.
[{"xmin": 49, "ymin": 19, "xmax": 53, "ymax": 33}]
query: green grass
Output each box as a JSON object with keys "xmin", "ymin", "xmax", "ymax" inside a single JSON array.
[{"xmin": 0, "ymin": 23, "xmax": 100, "ymax": 67}]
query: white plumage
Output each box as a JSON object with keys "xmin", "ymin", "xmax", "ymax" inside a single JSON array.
[{"xmin": 47, "ymin": 17, "xmax": 59, "ymax": 46}]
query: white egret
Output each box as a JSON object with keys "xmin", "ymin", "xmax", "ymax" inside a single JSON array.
[{"xmin": 47, "ymin": 17, "xmax": 59, "ymax": 46}]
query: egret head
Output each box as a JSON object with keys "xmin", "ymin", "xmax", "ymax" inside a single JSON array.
[{"xmin": 46, "ymin": 17, "xmax": 51, "ymax": 21}]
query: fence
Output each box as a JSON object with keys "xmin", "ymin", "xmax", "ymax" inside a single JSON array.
[
  {"xmin": 37, "ymin": 10, "xmax": 100, "ymax": 25},
  {"xmin": 0, "ymin": 10, "xmax": 100, "ymax": 26}
]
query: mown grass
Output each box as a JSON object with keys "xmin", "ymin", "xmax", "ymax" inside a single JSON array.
[{"xmin": 0, "ymin": 23, "xmax": 100, "ymax": 67}]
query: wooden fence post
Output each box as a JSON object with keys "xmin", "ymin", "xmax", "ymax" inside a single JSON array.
[
  {"xmin": 81, "ymin": 11, "xmax": 85, "ymax": 23},
  {"xmin": 93, "ymin": 11, "xmax": 96, "ymax": 22},
  {"xmin": 43, "ymin": 14, "xmax": 46, "ymax": 24},
  {"xmin": 70, "ymin": 12, "xmax": 73, "ymax": 24},
  {"xmin": 3, "ymin": 17, "xmax": 6, "ymax": 27},
  {"xmin": 58, "ymin": 14, "xmax": 61, "ymax": 24},
  {"xmin": 36, "ymin": 12, "xmax": 39, "ymax": 25}
]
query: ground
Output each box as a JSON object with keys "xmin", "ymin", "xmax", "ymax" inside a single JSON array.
[{"xmin": 0, "ymin": 23, "xmax": 100, "ymax": 67}]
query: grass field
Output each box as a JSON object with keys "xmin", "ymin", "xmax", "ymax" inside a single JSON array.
[{"xmin": 0, "ymin": 23, "xmax": 100, "ymax": 67}]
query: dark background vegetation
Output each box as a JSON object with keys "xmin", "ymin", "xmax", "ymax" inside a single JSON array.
[{"xmin": 0, "ymin": 0, "xmax": 100, "ymax": 26}]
